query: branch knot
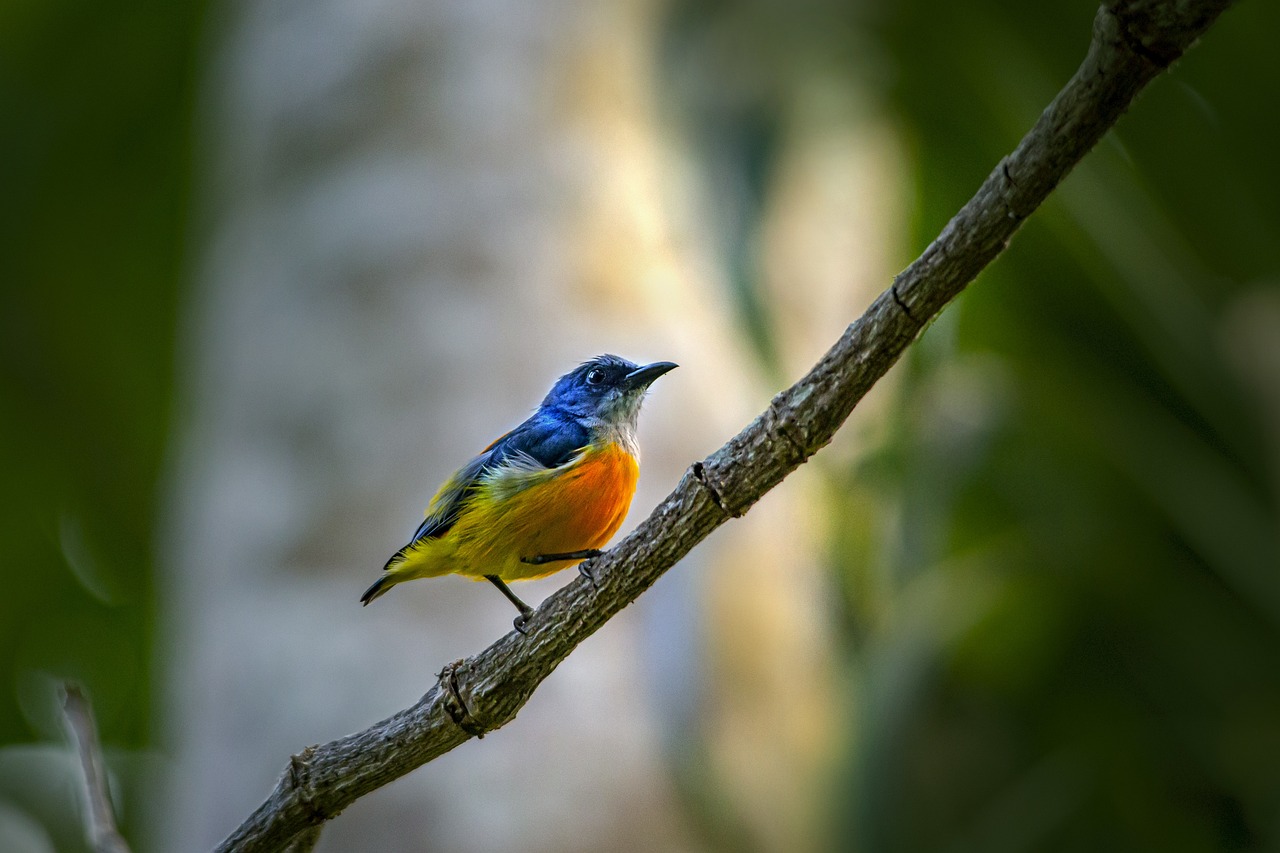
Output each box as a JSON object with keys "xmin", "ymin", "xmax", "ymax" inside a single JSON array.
[
  {"xmin": 890, "ymin": 280, "xmax": 918, "ymax": 323},
  {"xmin": 1001, "ymin": 160, "xmax": 1029, "ymax": 222},
  {"xmin": 691, "ymin": 461, "xmax": 742, "ymax": 518},
  {"xmin": 440, "ymin": 660, "xmax": 486, "ymax": 738},
  {"xmin": 768, "ymin": 397, "xmax": 810, "ymax": 463},
  {"xmin": 289, "ymin": 746, "xmax": 330, "ymax": 824},
  {"xmin": 1101, "ymin": 0, "xmax": 1230, "ymax": 69}
]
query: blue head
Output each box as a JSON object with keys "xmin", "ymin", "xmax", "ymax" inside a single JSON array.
[{"xmin": 541, "ymin": 355, "xmax": 677, "ymax": 433}]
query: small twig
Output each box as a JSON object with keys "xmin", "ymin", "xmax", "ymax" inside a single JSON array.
[{"xmin": 62, "ymin": 683, "xmax": 131, "ymax": 853}]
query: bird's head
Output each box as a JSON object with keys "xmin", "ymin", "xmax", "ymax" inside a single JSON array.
[{"xmin": 542, "ymin": 354, "xmax": 677, "ymax": 432}]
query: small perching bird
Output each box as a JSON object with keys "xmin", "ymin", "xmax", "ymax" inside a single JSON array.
[{"xmin": 360, "ymin": 354, "xmax": 677, "ymax": 632}]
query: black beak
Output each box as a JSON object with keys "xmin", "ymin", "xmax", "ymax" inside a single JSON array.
[{"xmin": 623, "ymin": 361, "xmax": 678, "ymax": 391}]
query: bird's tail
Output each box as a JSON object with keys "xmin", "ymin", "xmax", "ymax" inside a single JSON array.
[{"xmin": 360, "ymin": 573, "xmax": 397, "ymax": 606}]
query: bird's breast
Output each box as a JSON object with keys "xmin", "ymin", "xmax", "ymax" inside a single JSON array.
[
  {"xmin": 450, "ymin": 439, "xmax": 641, "ymax": 580},
  {"xmin": 501, "ymin": 440, "xmax": 639, "ymax": 572},
  {"xmin": 554, "ymin": 441, "xmax": 640, "ymax": 541}
]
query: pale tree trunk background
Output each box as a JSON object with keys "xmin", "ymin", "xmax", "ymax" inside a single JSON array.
[{"xmin": 156, "ymin": 0, "xmax": 901, "ymax": 850}]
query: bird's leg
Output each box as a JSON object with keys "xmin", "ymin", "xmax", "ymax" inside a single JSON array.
[
  {"xmin": 520, "ymin": 549, "xmax": 603, "ymax": 565},
  {"xmin": 485, "ymin": 575, "xmax": 534, "ymax": 634},
  {"xmin": 521, "ymin": 549, "xmax": 604, "ymax": 589}
]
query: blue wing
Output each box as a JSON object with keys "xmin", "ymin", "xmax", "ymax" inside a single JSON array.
[{"xmin": 398, "ymin": 411, "xmax": 589, "ymax": 550}]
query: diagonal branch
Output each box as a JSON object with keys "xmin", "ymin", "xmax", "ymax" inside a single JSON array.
[{"xmin": 214, "ymin": 1, "xmax": 1234, "ymax": 850}]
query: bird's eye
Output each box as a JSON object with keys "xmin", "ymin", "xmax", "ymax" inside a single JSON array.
[{"xmin": 586, "ymin": 368, "xmax": 606, "ymax": 386}]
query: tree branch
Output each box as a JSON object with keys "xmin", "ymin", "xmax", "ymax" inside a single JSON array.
[
  {"xmin": 62, "ymin": 683, "xmax": 131, "ymax": 853},
  {"xmin": 280, "ymin": 826, "xmax": 323, "ymax": 853},
  {"xmin": 214, "ymin": 1, "xmax": 1234, "ymax": 850}
]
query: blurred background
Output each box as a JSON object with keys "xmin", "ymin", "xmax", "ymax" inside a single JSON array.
[{"xmin": 2, "ymin": 0, "xmax": 1278, "ymax": 850}]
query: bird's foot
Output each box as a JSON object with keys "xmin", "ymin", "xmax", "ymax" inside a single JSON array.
[
  {"xmin": 513, "ymin": 610, "xmax": 532, "ymax": 635},
  {"xmin": 578, "ymin": 562, "xmax": 598, "ymax": 590},
  {"xmin": 487, "ymin": 574, "xmax": 535, "ymax": 635}
]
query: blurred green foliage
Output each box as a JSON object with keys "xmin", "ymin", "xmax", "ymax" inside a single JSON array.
[
  {"xmin": 664, "ymin": 0, "xmax": 1277, "ymax": 850},
  {"xmin": 830, "ymin": 1, "xmax": 1280, "ymax": 851},
  {"xmin": 0, "ymin": 0, "xmax": 205, "ymax": 847}
]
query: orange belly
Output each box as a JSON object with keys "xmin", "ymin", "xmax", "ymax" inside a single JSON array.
[{"xmin": 453, "ymin": 441, "xmax": 640, "ymax": 580}]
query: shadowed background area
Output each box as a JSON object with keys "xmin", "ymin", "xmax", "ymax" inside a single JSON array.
[{"xmin": 1, "ymin": 0, "xmax": 1277, "ymax": 851}]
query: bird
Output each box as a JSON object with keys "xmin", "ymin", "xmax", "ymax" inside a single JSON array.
[{"xmin": 360, "ymin": 354, "xmax": 677, "ymax": 632}]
